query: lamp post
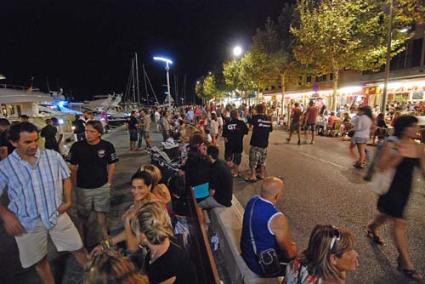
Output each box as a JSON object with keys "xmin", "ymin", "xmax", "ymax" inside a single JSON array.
[
  {"xmin": 381, "ymin": 0, "xmax": 394, "ymax": 114},
  {"xmin": 153, "ymin": 56, "xmax": 173, "ymax": 108},
  {"xmin": 232, "ymin": 45, "xmax": 243, "ymax": 58}
]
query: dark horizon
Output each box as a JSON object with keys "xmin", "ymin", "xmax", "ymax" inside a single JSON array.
[{"xmin": 0, "ymin": 0, "xmax": 289, "ymax": 102}]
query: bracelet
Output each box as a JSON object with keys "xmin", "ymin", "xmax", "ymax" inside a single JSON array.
[{"xmin": 101, "ymin": 238, "xmax": 112, "ymax": 249}]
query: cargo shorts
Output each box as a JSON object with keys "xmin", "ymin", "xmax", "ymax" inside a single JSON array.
[
  {"xmin": 249, "ymin": 146, "xmax": 267, "ymax": 168},
  {"xmin": 76, "ymin": 183, "xmax": 111, "ymax": 218}
]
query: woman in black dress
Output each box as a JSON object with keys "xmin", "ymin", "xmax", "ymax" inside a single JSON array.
[{"xmin": 367, "ymin": 115, "xmax": 425, "ymax": 281}]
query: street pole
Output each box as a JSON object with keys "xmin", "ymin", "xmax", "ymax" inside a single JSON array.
[
  {"xmin": 165, "ymin": 62, "xmax": 171, "ymax": 108},
  {"xmin": 381, "ymin": 0, "xmax": 394, "ymax": 114}
]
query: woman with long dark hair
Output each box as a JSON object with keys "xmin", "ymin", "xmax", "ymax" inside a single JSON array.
[{"xmin": 367, "ymin": 115, "xmax": 425, "ymax": 281}]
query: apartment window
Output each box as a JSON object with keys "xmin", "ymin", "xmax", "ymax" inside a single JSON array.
[
  {"xmin": 306, "ymin": 76, "xmax": 312, "ymax": 83},
  {"xmin": 321, "ymin": 74, "xmax": 327, "ymax": 81},
  {"xmin": 390, "ymin": 49, "xmax": 406, "ymax": 70},
  {"xmin": 410, "ymin": 38, "xmax": 423, "ymax": 67}
]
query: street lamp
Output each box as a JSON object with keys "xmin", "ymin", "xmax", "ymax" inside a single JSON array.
[
  {"xmin": 233, "ymin": 45, "xmax": 243, "ymax": 58},
  {"xmin": 153, "ymin": 56, "xmax": 173, "ymax": 108},
  {"xmin": 0, "ymin": 74, "xmax": 5, "ymax": 80}
]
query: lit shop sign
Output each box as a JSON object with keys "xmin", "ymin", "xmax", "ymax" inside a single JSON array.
[
  {"xmin": 378, "ymin": 80, "xmax": 425, "ymax": 93},
  {"xmin": 283, "ymin": 85, "xmax": 362, "ymax": 99},
  {"xmin": 412, "ymin": 91, "xmax": 424, "ymax": 100}
]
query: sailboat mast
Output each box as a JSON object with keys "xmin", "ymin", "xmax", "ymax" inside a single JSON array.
[
  {"xmin": 143, "ymin": 64, "xmax": 149, "ymax": 104},
  {"xmin": 135, "ymin": 52, "xmax": 140, "ymax": 105},
  {"xmin": 174, "ymin": 74, "xmax": 178, "ymax": 106},
  {"xmin": 131, "ymin": 58, "xmax": 136, "ymax": 103}
]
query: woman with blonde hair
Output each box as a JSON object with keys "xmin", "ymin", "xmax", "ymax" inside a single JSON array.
[
  {"xmin": 285, "ymin": 225, "xmax": 359, "ymax": 284},
  {"xmin": 141, "ymin": 164, "xmax": 171, "ymax": 205},
  {"xmin": 84, "ymin": 248, "xmax": 148, "ymax": 284},
  {"xmin": 127, "ymin": 201, "xmax": 196, "ymax": 284}
]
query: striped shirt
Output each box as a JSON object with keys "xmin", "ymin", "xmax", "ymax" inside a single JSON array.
[{"xmin": 0, "ymin": 149, "xmax": 70, "ymax": 232}]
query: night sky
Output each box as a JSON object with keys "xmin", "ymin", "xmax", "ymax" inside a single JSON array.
[{"xmin": 0, "ymin": 0, "xmax": 285, "ymax": 102}]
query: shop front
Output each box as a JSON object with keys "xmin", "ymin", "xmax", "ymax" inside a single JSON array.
[{"xmin": 364, "ymin": 78, "xmax": 425, "ymax": 107}]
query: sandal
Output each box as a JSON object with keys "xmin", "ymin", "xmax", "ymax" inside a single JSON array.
[
  {"xmin": 366, "ymin": 229, "xmax": 385, "ymax": 246},
  {"xmin": 232, "ymin": 174, "xmax": 240, "ymax": 178},
  {"xmin": 256, "ymin": 175, "xmax": 265, "ymax": 180},
  {"xmin": 397, "ymin": 257, "xmax": 424, "ymax": 281}
]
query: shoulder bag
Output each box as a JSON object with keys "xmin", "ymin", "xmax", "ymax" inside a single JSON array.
[
  {"xmin": 249, "ymin": 198, "xmax": 282, "ymax": 277},
  {"xmin": 371, "ymin": 142, "xmax": 398, "ymax": 195}
]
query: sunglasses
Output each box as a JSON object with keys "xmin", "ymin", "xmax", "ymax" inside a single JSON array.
[{"xmin": 329, "ymin": 226, "xmax": 341, "ymax": 252}]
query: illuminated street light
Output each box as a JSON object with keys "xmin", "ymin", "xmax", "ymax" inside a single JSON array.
[
  {"xmin": 153, "ymin": 56, "xmax": 173, "ymax": 107},
  {"xmin": 0, "ymin": 74, "xmax": 5, "ymax": 80},
  {"xmin": 233, "ymin": 45, "xmax": 243, "ymax": 58}
]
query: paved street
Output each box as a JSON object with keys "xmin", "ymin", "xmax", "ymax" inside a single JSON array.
[
  {"xmin": 230, "ymin": 129, "xmax": 425, "ymax": 284},
  {"xmin": 1, "ymin": 127, "xmax": 424, "ymax": 284}
]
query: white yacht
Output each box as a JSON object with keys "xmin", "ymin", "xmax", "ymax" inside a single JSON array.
[{"xmin": 0, "ymin": 85, "xmax": 54, "ymax": 118}]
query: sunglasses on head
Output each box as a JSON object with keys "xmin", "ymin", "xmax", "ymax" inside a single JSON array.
[{"xmin": 329, "ymin": 226, "xmax": 341, "ymax": 252}]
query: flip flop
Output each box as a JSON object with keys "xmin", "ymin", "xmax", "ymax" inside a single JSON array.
[
  {"xmin": 244, "ymin": 177, "xmax": 257, "ymax": 183},
  {"xmin": 232, "ymin": 174, "xmax": 240, "ymax": 178},
  {"xmin": 256, "ymin": 175, "xmax": 265, "ymax": 180},
  {"xmin": 366, "ymin": 229, "xmax": 385, "ymax": 246}
]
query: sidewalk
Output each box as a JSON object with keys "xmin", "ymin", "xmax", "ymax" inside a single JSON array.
[{"xmin": 0, "ymin": 127, "xmax": 164, "ymax": 284}]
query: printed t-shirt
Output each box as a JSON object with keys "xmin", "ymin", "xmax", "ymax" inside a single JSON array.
[
  {"xmin": 67, "ymin": 139, "xmax": 118, "ymax": 188},
  {"xmin": 249, "ymin": 114, "xmax": 273, "ymax": 148},
  {"xmin": 222, "ymin": 118, "xmax": 248, "ymax": 153}
]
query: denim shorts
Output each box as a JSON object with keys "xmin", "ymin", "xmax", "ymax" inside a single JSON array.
[{"xmin": 352, "ymin": 137, "xmax": 369, "ymax": 144}]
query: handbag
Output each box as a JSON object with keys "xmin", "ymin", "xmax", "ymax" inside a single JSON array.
[
  {"xmin": 248, "ymin": 198, "xmax": 282, "ymax": 277},
  {"xmin": 371, "ymin": 141, "xmax": 399, "ymax": 195},
  {"xmin": 371, "ymin": 168, "xmax": 395, "ymax": 195}
]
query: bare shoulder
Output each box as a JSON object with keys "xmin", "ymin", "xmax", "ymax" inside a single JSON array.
[{"xmin": 270, "ymin": 212, "xmax": 288, "ymax": 229}]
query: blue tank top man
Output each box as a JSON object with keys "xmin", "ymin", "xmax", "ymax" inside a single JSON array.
[{"xmin": 240, "ymin": 177, "xmax": 297, "ymax": 276}]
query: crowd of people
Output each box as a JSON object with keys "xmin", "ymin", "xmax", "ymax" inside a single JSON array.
[{"xmin": 0, "ymin": 100, "xmax": 424, "ymax": 284}]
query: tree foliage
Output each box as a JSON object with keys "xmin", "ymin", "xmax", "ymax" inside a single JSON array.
[
  {"xmin": 195, "ymin": 73, "xmax": 226, "ymax": 100},
  {"xmin": 291, "ymin": 0, "xmax": 421, "ymax": 110}
]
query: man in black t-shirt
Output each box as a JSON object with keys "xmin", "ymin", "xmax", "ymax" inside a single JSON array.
[
  {"xmin": 204, "ymin": 145, "xmax": 233, "ymax": 208},
  {"xmin": 246, "ymin": 104, "xmax": 273, "ymax": 182},
  {"xmin": 40, "ymin": 118, "xmax": 59, "ymax": 152},
  {"xmin": 128, "ymin": 111, "xmax": 139, "ymax": 151},
  {"xmin": 68, "ymin": 120, "xmax": 119, "ymax": 243},
  {"xmin": 222, "ymin": 109, "xmax": 248, "ymax": 177},
  {"xmin": 0, "ymin": 118, "xmax": 14, "ymax": 160},
  {"xmin": 73, "ymin": 114, "xmax": 86, "ymax": 141}
]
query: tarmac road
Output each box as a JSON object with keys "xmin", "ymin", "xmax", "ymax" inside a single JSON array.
[{"xmin": 231, "ymin": 129, "xmax": 425, "ymax": 284}]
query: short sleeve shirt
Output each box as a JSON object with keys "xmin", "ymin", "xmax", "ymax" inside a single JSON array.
[
  {"xmin": 249, "ymin": 115, "xmax": 273, "ymax": 148},
  {"xmin": 210, "ymin": 160, "xmax": 233, "ymax": 207},
  {"xmin": 67, "ymin": 139, "xmax": 118, "ymax": 188},
  {"xmin": 40, "ymin": 125, "xmax": 57, "ymax": 144},
  {"xmin": 128, "ymin": 116, "xmax": 138, "ymax": 130},
  {"xmin": 222, "ymin": 118, "xmax": 248, "ymax": 153}
]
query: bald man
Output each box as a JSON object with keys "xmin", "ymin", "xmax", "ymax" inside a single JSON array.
[{"xmin": 240, "ymin": 177, "xmax": 297, "ymax": 277}]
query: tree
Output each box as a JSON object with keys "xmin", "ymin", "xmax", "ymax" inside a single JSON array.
[
  {"xmin": 222, "ymin": 54, "xmax": 258, "ymax": 98},
  {"xmin": 195, "ymin": 73, "xmax": 226, "ymax": 101},
  {"xmin": 291, "ymin": 0, "xmax": 420, "ymax": 111},
  {"xmin": 250, "ymin": 5, "xmax": 303, "ymax": 119}
]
